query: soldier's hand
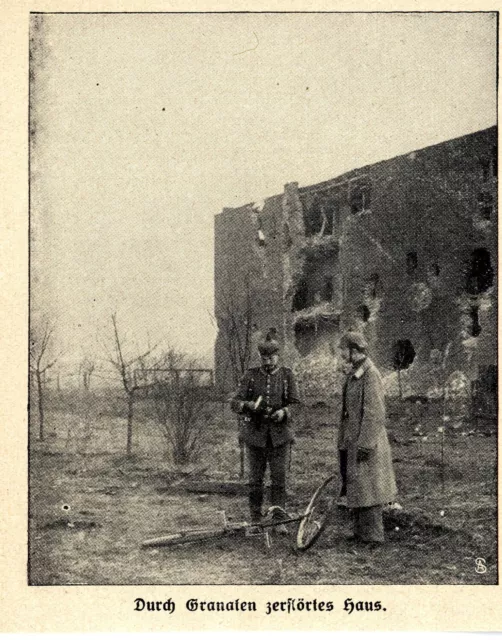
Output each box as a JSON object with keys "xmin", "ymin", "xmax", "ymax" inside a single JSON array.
[
  {"xmin": 271, "ymin": 409, "xmax": 285, "ymax": 423},
  {"xmin": 356, "ymin": 448, "xmax": 371, "ymax": 463},
  {"xmin": 242, "ymin": 401, "xmax": 257, "ymax": 412}
]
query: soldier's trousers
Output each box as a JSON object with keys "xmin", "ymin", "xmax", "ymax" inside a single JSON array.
[
  {"xmin": 353, "ymin": 505, "xmax": 385, "ymax": 542},
  {"xmin": 339, "ymin": 449, "xmax": 348, "ymax": 496},
  {"xmin": 247, "ymin": 442, "xmax": 289, "ymax": 521}
]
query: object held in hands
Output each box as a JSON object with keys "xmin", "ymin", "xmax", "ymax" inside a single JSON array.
[
  {"xmin": 243, "ymin": 396, "xmax": 262, "ymax": 412},
  {"xmin": 271, "ymin": 409, "xmax": 285, "ymax": 423}
]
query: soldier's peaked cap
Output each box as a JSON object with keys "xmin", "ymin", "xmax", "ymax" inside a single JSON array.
[{"xmin": 339, "ymin": 331, "xmax": 368, "ymax": 352}]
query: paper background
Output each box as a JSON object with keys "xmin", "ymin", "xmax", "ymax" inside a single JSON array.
[{"xmin": 0, "ymin": 0, "xmax": 500, "ymax": 632}]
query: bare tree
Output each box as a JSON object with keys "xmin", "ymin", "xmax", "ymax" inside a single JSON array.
[
  {"xmin": 152, "ymin": 350, "xmax": 210, "ymax": 465},
  {"xmin": 79, "ymin": 357, "xmax": 96, "ymax": 391},
  {"xmin": 216, "ymin": 277, "xmax": 257, "ymax": 478},
  {"xmin": 105, "ymin": 313, "xmax": 158, "ymax": 456},
  {"xmin": 219, "ymin": 276, "xmax": 255, "ymax": 388},
  {"xmin": 29, "ymin": 319, "xmax": 61, "ymax": 440}
]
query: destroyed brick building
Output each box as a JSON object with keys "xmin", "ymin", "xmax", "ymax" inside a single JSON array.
[{"xmin": 214, "ymin": 126, "xmax": 497, "ymax": 403}]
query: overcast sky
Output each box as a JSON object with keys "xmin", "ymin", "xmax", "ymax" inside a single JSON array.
[{"xmin": 30, "ymin": 12, "xmax": 497, "ymax": 368}]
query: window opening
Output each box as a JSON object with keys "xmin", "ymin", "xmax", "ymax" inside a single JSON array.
[
  {"xmin": 303, "ymin": 197, "xmax": 323, "ymax": 236},
  {"xmin": 350, "ymin": 184, "xmax": 371, "ymax": 214},
  {"xmin": 292, "ymin": 280, "xmax": 309, "ymax": 311},
  {"xmin": 470, "ymin": 306, "xmax": 482, "ymax": 337},
  {"xmin": 368, "ymin": 273, "xmax": 380, "ymax": 298},
  {"xmin": 406, "ymin": 252, "xmax": 418, "ymax": 275},
  {"xmin": 358, "ymin": 304, "xmax": 371, "ymax": 322},
  {"xmin": 257, "ymin": 215, "xmax": 266, "ymax": 246},
  {"xmin": 478, "ymin": 192, "xmax": 493, "ymax": 220},
  {"xmin": 322, "ymin": 199, "xmax": 337, "ymax": 236},
  {"xmin": 481, "ymin": 160, "xmax": 491, "ymax": 182},
  {"xmin": 392, "ymin": 339, "xmax": 416, "ymax": 399},
  {"xmin": 283, "ymin": 223, "xmax": 292, "ymax": 250},
  {"xmin": 322, "ymin": 276, "xmax": 334, "ymax": 302},
  {"xmin": 466, "ymin": 248, "xmax": 494, "ymax": 295},
  {"xmin": 303, "ymin": 197, "xmax": 337, "ymax": 237}
]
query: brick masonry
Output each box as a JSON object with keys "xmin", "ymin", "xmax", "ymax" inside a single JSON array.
[{"xmin": 214, "ymin": 127, "xmax": 497, "ymax": 401}]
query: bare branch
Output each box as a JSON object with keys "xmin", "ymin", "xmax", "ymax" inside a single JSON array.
[
  {"xmin": 29, "ymin": 318, "xmax": 61, "ymax": 441},
  {"xmin": 110, "ymin": 313, "xmax": 131, "ymax": 394}
]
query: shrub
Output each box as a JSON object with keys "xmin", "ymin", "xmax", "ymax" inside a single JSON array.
[{"xmin": 153, "ymin": 370, "xmax": 210, "ymax": 465}]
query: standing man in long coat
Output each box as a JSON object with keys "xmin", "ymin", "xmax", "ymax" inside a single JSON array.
[
  {"xmin": 338, "ymin": 331, "xmax": 397, "ymax": 544},
  {"xmin": 231, "ymin": 334, "xmax": 301, "ymax": 531}
]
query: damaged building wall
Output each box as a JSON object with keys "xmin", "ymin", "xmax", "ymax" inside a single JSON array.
[
  {"xmin": 335, "ymin": 127, "xmax": 497, "ymax": 398},
  {"xmin": 214, "ymin": 195, "xmax": 286, "ymax": 391},
  {"xmin": 214, "ymin": 126, "xmax": 497, "ymax": 400}
]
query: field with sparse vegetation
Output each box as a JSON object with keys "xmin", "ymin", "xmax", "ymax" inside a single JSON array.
[{"xmin": 29, "ymin": 390, "xmax": 497, "ymax": 585}]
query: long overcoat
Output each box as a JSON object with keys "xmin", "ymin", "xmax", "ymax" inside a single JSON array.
[{"xmin": 338, "ymin": 358, "xmax": 397, "ymax": 508}]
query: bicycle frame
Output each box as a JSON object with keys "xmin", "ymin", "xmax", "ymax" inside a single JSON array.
[
  {"xmin": 142, "ymin": 506, "xmax": 308, "ymax": 548},
  {"xmin": 142, "ymin": 475, "xmax": 339, "ymax": 551}
]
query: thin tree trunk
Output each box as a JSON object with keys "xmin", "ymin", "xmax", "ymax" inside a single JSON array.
[
  {"xmin": 397, "ymin": 368, "xmax": 403, "ymax": 400},
  {"xmin": 440, "ymin": 382, "xmax": 448, "ymax": 498},
  {"xmin": 126, "ymin": 392, "xmax": 134, "ymax": 456},
  {"xmin": 440, "ymin": 423, "xmax": 446, "ymax": 497},
  {"xmin": 36, "ymin": 370, "xmax": 44, "ymax": 441}
]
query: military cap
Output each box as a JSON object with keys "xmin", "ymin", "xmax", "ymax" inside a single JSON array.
[{"xmin": 339, "ymin": 331, "xmax": 368, "ymax": 353}]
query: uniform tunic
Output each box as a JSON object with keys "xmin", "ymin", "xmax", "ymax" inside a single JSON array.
[{"xmin": 231, "ymin": 366, "xmax": 300, "ymax": 448}]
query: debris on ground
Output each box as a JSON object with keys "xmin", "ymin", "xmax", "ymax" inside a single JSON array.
[{"xmin": 38, "ymin": 518, "xmax": 101, "ymax": 531}]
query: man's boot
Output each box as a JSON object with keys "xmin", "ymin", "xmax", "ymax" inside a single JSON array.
[{"xmin": 338, "ymin": 449, "xmax": 348, "ymax": 507}]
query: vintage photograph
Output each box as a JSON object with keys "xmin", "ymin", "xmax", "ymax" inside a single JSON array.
[{"xmin": 29, "ymin": 11, "xmax": 497, "ymax": 585}]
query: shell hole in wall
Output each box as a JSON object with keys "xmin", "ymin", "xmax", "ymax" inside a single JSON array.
[
  {"xmin": 358, "ymin": 304, "xmax": 371, "ymax": 322},
  {"xmin": 478, "ymin": 192, "xmax": 494, "ymax": 220},
  {"xmin": 283, "ymin": 223, "xmax": 293, "ymax": 249},
  {"xmin": 470, "ymin": 306, "xmax": 482, "ymax": 337},
  {"xmin": 322, "ymin": 276, "xmax": 334, "ymax": 302},
  {"xmin": 392, "ymin": 339, "xmax": 416, "ymax": 371},
  {"xmin": 406, "ymin": 252, "xmax": 418, "ymax": 275},
  {"xmin": 294, "ymin": 315, "xmax": 340, "ymax": 357},
  {"xmin": 302, "ymin": 196, "xmax": 338, "ymax": 237},
  {"xmin": 292, "ymin": 280, "xmax": 309, "ymax": 311},
  {"xmin": 291, "ymin": 246, "xmax": 339, "ymax": 312},
  {"xmin": 256, "ymin": 215, "xmax": 266, "ymax": 246},
  {"xmin": 466, "ymin": 248, "xmax": 494, "ymax": 295},
  {"xmin": 368, "ymin": 273, "xmax": 380, "ymax": 298},
  {"xmin": 350, "ymin": 184, "xmax": 371, "ymax": 214}
]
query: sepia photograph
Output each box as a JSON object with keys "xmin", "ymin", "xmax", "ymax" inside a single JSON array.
[{"xmin": 28, "ymin": 11, "xmax": 497, "ymax": 587}]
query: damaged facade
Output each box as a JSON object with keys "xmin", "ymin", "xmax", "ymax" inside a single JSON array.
[{"xmin": 214, "ymin": 127, "xmax": 498, "ymax": 404}]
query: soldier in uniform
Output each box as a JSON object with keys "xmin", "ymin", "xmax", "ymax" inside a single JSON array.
[
  {"xmin": 337, "ymin": 331, "xmax": 397, "ymax": 545},
  {"xmin": 231, "ymin": 333, "xmax": 301, "ymax": 532}
]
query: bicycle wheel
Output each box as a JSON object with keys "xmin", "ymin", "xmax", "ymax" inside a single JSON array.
[
  {"xmin": 296, "ymin": 474, "xmax": 339, "ymax": 551},
  {"xmin": 142, "ymin": 527, "xmax": 229, "ymax": 548}
]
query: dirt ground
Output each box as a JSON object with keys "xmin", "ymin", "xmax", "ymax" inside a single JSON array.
[{"xmin": 29, "ymin": 392, "xmax": 498, "ymax": 585}]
